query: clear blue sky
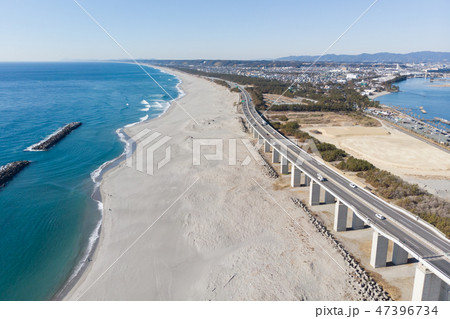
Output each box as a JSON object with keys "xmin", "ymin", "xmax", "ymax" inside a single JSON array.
[{"xmin": 0, "ymin": 0, "xmax": 449, "ymax": 61}]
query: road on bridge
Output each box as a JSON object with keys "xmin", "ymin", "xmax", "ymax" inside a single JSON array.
[{"xmin": 235, "ymin": 82, "xmax": 450, "ymax": 283}]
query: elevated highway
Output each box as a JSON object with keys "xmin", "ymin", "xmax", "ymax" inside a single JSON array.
[{"xmin": 235, "ymin": 83, "xmax": 450, "ymax": 301}]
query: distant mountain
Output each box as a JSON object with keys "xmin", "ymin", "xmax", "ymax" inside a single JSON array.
[{"xmin": 277, "ymin": 51, "xmax": 450, "ymax": 63}]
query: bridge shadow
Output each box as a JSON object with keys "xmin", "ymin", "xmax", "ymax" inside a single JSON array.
[
  {"xmin": 345, "ymin": 225, "xmax": 371, "ymax": 231},
  {"xmin": 386, "ymin": 257, "xmax": 418, "ymax": 267},
  {"xmin": 318, "ymin": 201, "xmax": 338, "ymax": 206}
]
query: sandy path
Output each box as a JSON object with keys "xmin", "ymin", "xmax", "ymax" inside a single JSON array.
[{"xmin": 65, "ymin": 68, "xmax": 357, "ymax": 301}]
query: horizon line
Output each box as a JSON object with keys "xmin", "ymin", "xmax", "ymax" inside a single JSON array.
[{"xmin": 1, "ymin": 50, "xmax": 450, "ymax": 63}]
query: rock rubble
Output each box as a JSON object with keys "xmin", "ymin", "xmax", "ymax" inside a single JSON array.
[
  {"xmin": 291, "ymin": 197, "xmax": 392, "ymax": 301},
  {"xmin": 0, "ymin": 161, "xmax": 31, "ymax": 188}
]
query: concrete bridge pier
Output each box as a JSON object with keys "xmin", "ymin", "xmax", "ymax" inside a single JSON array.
[
  {"xmin": 272, "ymin": 148, "xmax": 280, "ymax": 163},
  {"xmin": 324, "ymin": 190, "xmax": 335, "ymax": 204},
  {"xmin": 291, "ymin": 166, "xmax": 301, "ymax": 187},
  {"xmin": 309, "ymin": 180, "xmax": 321, "ymax": 206},
  {"xmin": 302, "ymin": 174, "xmax": 311, "ymax": 186},
  {"xmin": 391, "ymin": 243, "xmax": 409, "ymax": 265},
  {"xmin": 281, "ymin": 156, "xmax": 289, "ymax": 174},
  {"xmin": 280, "ymin": 156, "xmax": 288, "ymax": 174},
  {"xmin": 412, "ymin": 263, "xmax": 450, "ymax": 301},
  {"xmin": 258, "ymin": 134, "xmax": 263, "ymax": 145},
  {"xmin": 334, "ymin": 200, "xmax": 348, "ymax": 232},
  {"xmin": 264, "ymin": 140, "xmax": 270, "ymax": 152},
  {"xmin": 352, "ymin": 212, "xmax": 365, "ymax": 230},
  {"xmin": 370, "ymin": 231, "xmax": 388, "ymax": 268}
]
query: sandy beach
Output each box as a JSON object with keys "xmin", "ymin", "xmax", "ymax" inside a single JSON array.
[
  {"xmin": 369, "ymin": 91, "xmax": 391, "ymax": 100},
  {"xmin": 65, "ymin": 67, "xmax": 358, "ymax": 301},
  {"xmin": 430, "ymin": 84, "xmax": 450, "ymax": 87}
]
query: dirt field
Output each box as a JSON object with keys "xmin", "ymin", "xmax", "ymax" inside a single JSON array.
[
  {"xmin": 299, "ymin": 121, "xmax": 450, "ymax": 200},
  {"xmin": 264, "ymin": 94, "xmax": 315, "ymax": 106},
  {"xmin": 267, "ymin": 111, "xmax": 380, "ymax": 127}
]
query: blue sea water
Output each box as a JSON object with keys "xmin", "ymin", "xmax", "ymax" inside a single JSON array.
[
  {"xmin": 375, "ymin": 77, "xmax": 450, "ymax": 129},
  {"xmin": 0, "ymin": 62, "xmax": 180, "ymax": 300}
]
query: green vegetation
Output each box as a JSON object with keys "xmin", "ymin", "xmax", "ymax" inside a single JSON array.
[
  {"xmin": 282, "ymin": 121, "xmax": 299, "ymax": 135},
  {"xmin": 358, "ymin": 169, "xmax": 424, "ymax": 198},
  {"xmin": 356, "ymin": 169, "xmax": 450, "ymax": 237},
  {"xmin": 212, "ymin": 79, "xmax": 229, "ymax": 88},
  {"xmin": 269, "ymin": 103, "xmax": 352, "ymax": 112},
  {"xmin": 316, "ymin": 143, "xmax": 346, "ymax": 162},
  {"xmin": 271, "ymin": 121, "xmax": 281, "ymax": 130},
  {"xmin": 271, "ymin": 122, "xmax": 346, "ymax": 162},
  {"xmin": 336, "ymin": 156, "xmax": 374, "ymax": 171},
  {"xmin": 268, "ymin": 86, "xmax": 379, "ymax": 112},
  {"xmin": 321, "ymin": 149, "xmax": 346, "ymax": 162},
  {"xmin": 335, "ymin": 155, "xmax": 449, "ymax": 237},
  {"xmin": 382, "ymin": 75, "xmax": 407, "ymax": 92},
  {"xmin": 246, "ymin": 87, "xmax": 265, "ymax": 109},
  {"xmin": 175, "ymin": 67, "xmax": 380, "ymax": 113},
  {"xmin": 386, "ymin": 75, "xmax": 407, "ymax": 84},
  {"xmin": 276, "ymin": 115, "xmax": 289, "ymax": 121},
  {"xmin": 396, "ymin": 196, "xmax": 450, "ymax": 237},
  {"xmin": 294, "ymin": 130, "xmax": 314, "ymax": 142},
  {"xmin": 315, "ymin": 87, "xmax": 378, "ymax": 111}
]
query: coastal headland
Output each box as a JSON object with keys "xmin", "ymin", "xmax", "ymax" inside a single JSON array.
[{"xmin": 65, "ymin": 67, "xmax": 359, "ymax": 301}]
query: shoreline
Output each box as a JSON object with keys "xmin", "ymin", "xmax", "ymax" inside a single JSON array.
[
  {"xmin": 368, "ymin": 104, "xmax": 450, "ymax": 153},
  {"xmin": 62, "ymin": 70, "xmax": 448, "ymax": 301},
  {"xmin": 55, "ymin": 64, "xmax": 184, "ymax": 300},
  {"xmin": 62, "ymin": 66, "xmax": 204, "ymax": 300},
  {"xmin": 65, "ymin": 66, "xmax": 360, "ymax": 301},
  {"xmin": 373, "ymin": 78, "xmax": 450, "ymax": 128},
  {"xmin": 369, "ymin": 90, "xmax": 392, "ymax": 100}
]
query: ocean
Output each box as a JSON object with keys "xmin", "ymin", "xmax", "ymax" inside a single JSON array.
[
  {"xmin": 0, "ymin": 62, "xmax": 181, "ymax": 300},
  {"xmin": 375, "ymin": 77, "xmax": 450, "ymax": 129}
]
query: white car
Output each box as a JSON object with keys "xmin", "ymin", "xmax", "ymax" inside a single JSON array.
[
  {"xmin": 349, "ymin": 183, "xmax": 357, "ymax": 188},
  {"xmin": 375, "ymin": 213, "xmax": 386, "ymax": 220},
  {"xmin": 317, "ymin": 174, "xmax": 324, "ymax": 181}
]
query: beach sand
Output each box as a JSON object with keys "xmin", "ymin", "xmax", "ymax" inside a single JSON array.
[
  {"xmin": 430, "ymin": 84, "xmax": 450, "ymax": 87},
  {"xmin": 65, "ymin": 68, "xmax": 357, "ymax": 301},
  {"xmin": 369, "ymin": 91, "xmax": 391, "ymax": 100}
]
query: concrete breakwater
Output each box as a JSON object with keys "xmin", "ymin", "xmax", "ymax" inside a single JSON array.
[
  {"xmin": 291, "ymin": 197, "xmax": 392, "ymax": 301},
  {"xmin": 27, "ymin": 122, "xmax": 82, "ymax": 151},
  {"xmin": 0, "ymin": 161, "xmax": 31, "ymax": 188}
]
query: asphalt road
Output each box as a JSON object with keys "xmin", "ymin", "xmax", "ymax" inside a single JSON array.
[{"xmin": 235, "ymin": 83, "xmax": 450, "ymax": 283}]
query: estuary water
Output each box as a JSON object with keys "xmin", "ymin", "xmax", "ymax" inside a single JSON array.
[{"xmin": 375, "ymin": 77, "xmax": 450, "ymax": 129}]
